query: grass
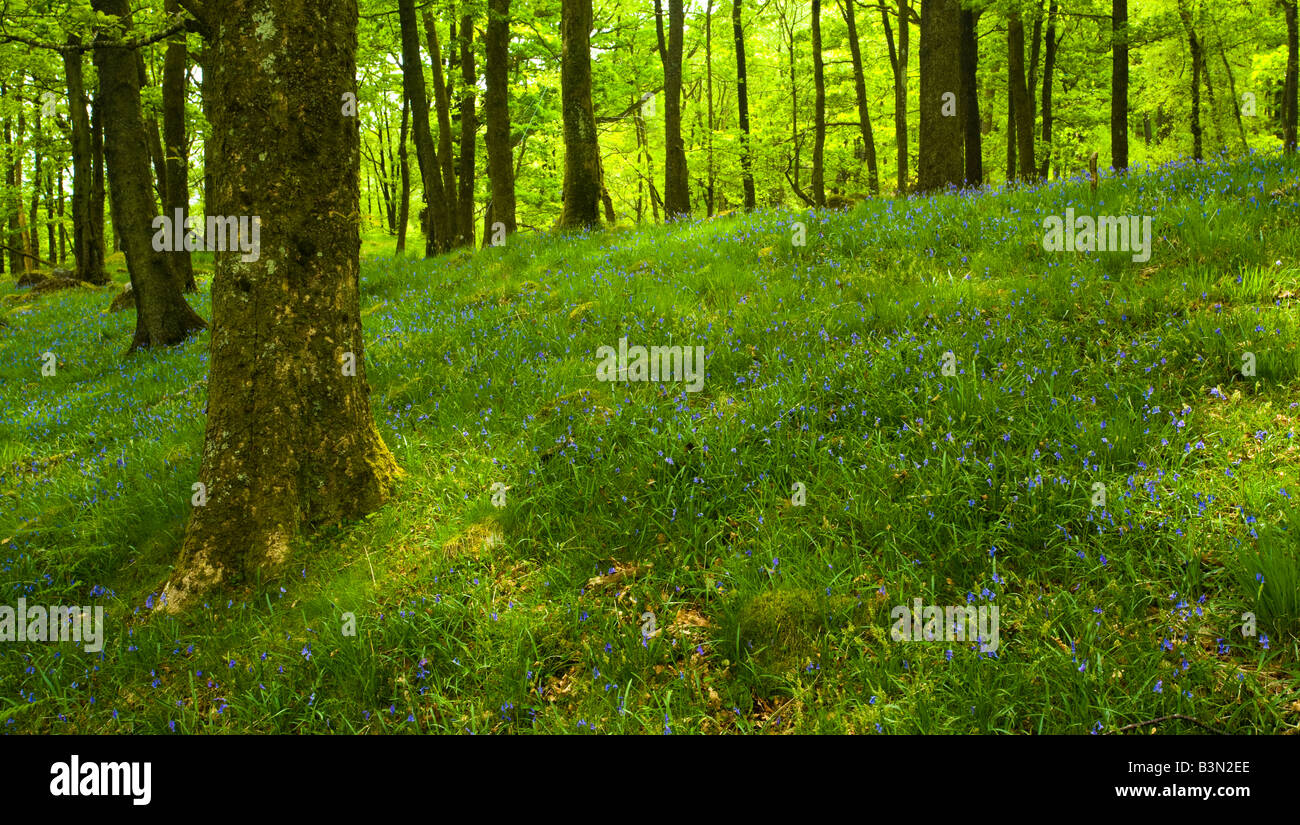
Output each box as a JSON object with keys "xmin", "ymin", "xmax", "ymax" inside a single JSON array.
[{"xmin": 1, "ymin": 151, "xmax": 1299, "ymax": 734}]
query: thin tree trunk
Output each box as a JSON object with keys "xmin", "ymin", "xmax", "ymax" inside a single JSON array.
[
  {"xmin": 458, "ymin": 11, "xmax": 477, "ymax": 244},
  {"xmin": 1038, "ymin": 0, "xmax": 1058, "ymax": 179},
  {"xmin": 811, "ymin": 0, "xmax": 826, "ymax": 206},
  {"xmin": 164, "ymin": 0, "xmax": 196, "ymax": 292},
  {"xmin": 841, "ymin": 0, "xmax": 880, "ymax": 196},
  {"xmin": 959, "ymin": 5, "xmax": 982, "ymax": 186},
  {"xmin": 1285, "ymin": 0, "xmax": 1298, "ymax": 153},
  {"xmin": 398, "ymin": 0, "xmax": 450, "ymax": 254},
  {"xmin": 661, "ymin": 0, "xmax": 690, "ymax": 218},
  {"xmin": 1008, "ymin": 8, "xmax": 1035, "ymax": 181},
  {"xmin": 425, "ymin": 11, "xmax": 460, "ymax": 246},
  {"xmin": 62, "ymin": 42, "xmax": 107, "ymax": 284},
  {"xmin": 706, "ymin": 0, "xmax": 716, "ymax": 214},
  {"xmin": 170, "ymin": 0, "xmax": 399, "ymax": 609},
  {"xmin": 882, "ymin": 0, "xmax": 910, "ymax": 194},
  {"xmin": 1178, "ymin": 0, "xmax": 1203, "ymax": 162},
  {"xmin": 397, "ymin": 93, "xmax": 411, "ymax": 253},
  {"xmin": 733, "ymin": 0, "xmax": 756, "ymax": 209}
]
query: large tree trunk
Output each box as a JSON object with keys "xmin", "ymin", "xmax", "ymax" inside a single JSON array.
[
  {"xmin": 1007, "ymin": 8, "xmax": 1035, "ymax": 181},
  {"xmin": 733, "ymin": 0, "xmax": 756, "ymax": 209},
  {"xmin": 168, "ymin": 0, "xmax": 400, "ymax": 609},
  {"xmin": 958, "ymin": 5, "xmax": 982, "ymax": 186},
  {"xmin": 484, "ymin": 0, "xmax": 517, "ymax": 237},
  {"xmin": 1111, "ymin": 0, "xmax": 1129, "ymax": 170},
  {"xmin": 425, "ymin": 12, "xmax": 461, "ymax": 247},
  {"xmin": 661, "ymin": 0, "xmax": 691, "ymax": 218},
  {"xmin": 91, "ymin": 0, "xmax": 206, "ymax": 351},
  {"xmin": 917, "ymin": 0, "xmax": 962, "ymax": 192},
  {"xmin": 841, "ymin": 0, "xmax": 879, "ymax": 196},
  {"xmin": 1038, "ymin": 0, "xmax": 1058, "ymax": 179},
  {"xmin": 398, "ymin": 0, "xmax": 450, "ymax": 254},
  {"xmin": 164, "ymin": 0, "xmax": 196, "ymax": 292},
  {"xmin": 458, "ymin": 11, "xmax": 477, "ymax": 244},
  {"xmin": 1283, "ymin": 0, "xmax": 1298, "ymax": 153},
  {"xmin": 811, "ymin": 0, "xmax": 826, "ymax": 206},
  {"xmin": 558, "ymin": 0, "xmax": 602, "ymax": 229}
]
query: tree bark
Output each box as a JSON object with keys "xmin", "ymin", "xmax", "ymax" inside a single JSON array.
[
  {"xmin": 425, "ymin": 11, "xmax": 461, "ymax": 246},
  {"xmin": 458, "ymin": 11, "xmax": 477, "ymax": 244},
  {"xmin": 1038, "ymin": 0, "xmax": 1058, "ymax": 179},
  {"xmin": 164, "ymin": 0, "xmax": 196, "ymax": 292},
  {"xmin": 841, "ymin": 0, "xmax": 880, "ymax": 196},
  {"xmin": 917, "ymin": 0, "xmax": 962, "ymax": 192},
  {"xmin": 558, "ymin": 0, "xmax": 602, "ymax": 229},
  {"xmin": 398, "ymin": 0, "xmax": 450, "ymax": 254},
  {"xmin": 484, "ymin": 0, "xmax": 517, "ymax": 236},
  {"xmin": 1283, "ymin": 0, "xmax": 1298, "ymax": 153},
  {"xmin": 733, "ymin": 0, "xmax": 756, "ymax": 209},
  {"xmin": 1177, "ymin": 0, "xmax": 1203, "ymax": 162},
  {"xmin": 1111, "ymin": 0, "xmax": 1129, "ymax": 170},
  {"xmin": 1007, "ymin": 8, "xmax": 1035, "ymax": 181},
  {"xmin": 883, "ymin": 0, "xmax": 910, "ymax": 194},
  {"xmin": 811, "ymin": 0, "xmax": 827, "ymax": 206},
  {"xmin": 91, "ymin": 0, "xmax": 206, "ymax": 350},
  {"xmin": 661, "ymin": 0, "xmax": 691, "ymax": 218},
  {"xmin": 397, "ymin": 92, "xmax": 411, "ymax": 252},
  {"xmin": 958, "ymin": 5, "xmax": 982, "ymax": 186},
  {"xmin": 168, "ymin": 0, "xmax": 400, "ymax": 609}
]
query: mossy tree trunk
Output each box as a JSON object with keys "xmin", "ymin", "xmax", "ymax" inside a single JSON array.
[
  {"xmin": 559, "ymin": 0, "xmax": 602, "ymax": 229},
  {"xmin": 91, "ymin": 0, "xmax": 207, "ymax": 351},
  {"xmin": 917, "ymin": 0, "xmax": 962, "ymax": 192},
  {"xmin": 167, "ymin": 0, "xmax": 400, "ymax": 608}
]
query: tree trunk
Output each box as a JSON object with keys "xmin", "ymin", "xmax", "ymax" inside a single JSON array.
[
  {"xmin": 63, "ymin": 44, "xmax": 108, "ymax": 284},
  {"xmin": 397, "ymin": 93, "xmax": 411, "ymax": 253},
  {"xmin": 917, "ymin": 0, "xmax": 962, "ymax": 192},
  {"xmin": 841, "ymin": 0, "xmax": 880, "ymax": 196},
  {"xmin": 1038, "ymin": 0, "xmax": 1058, "ymax": 179},
  {"xmin": 558, "ymin": 0, "xmax": 602, "ymax": 229},
  {"xmin": 662, "ymin": 0, "xmax": 691, "ymax": 218},
  {"xmin": 811, "ymin": 0, "xmax": 827, "ymax": 206},
  {"xmin": 485, "ymin": 0, "xmax": 517, "ymax": 237},
  {"xmin": 398, "ymin": 0, "xmax": 450, "ymax": 254},
  {"xmin": 91, "ymin": 0, "xmax": 206, "ymax": 350},
  {"xmin": 458, "ymin": 11, "xmax": 477, "ymax": 244},
  {"xmin": 164, "ymin": 0, "xmax": 196, "ymax": 292},
  {"xmin": 958, "ymin": 5, "xmax": 982, "ymax": 186},
  {"xmin": 883, "ymin": 0, "xmax": 910, "ymax": 194},
  {"xmin": 1007, "ymin": 8, "xmax": 1035, "ymax": 181},
  {"xmin": 91, "ymin": 87, "xmax": 109, "ymax": 257},
  {"xmin": 1178, "ymin": 0, "xmax": 1203, "ymax": 162},
  {"xmin": 1283, "ymin": 0, "xmax": 1298, "ymax": 153},
  {"xmin": 168, "ymin": 0, "xmax": 400, "ymax": 609},
  {"xmin": 1111, "ymin": 0, "xmax": 1129, "ymax": 170},
  {"xmin": 733, "ymin": 0, "xmax": 756, "ymax": 209},
  {"xmin": 425, "ymin": 11, "xmax": 461, "ymax": 246},
  {"xmin": 705, "ymin": 0, "xmax": 716, "ymax": 214}
]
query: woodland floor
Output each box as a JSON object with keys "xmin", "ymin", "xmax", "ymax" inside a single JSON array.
[{"xmin": 2, "ymin": 153, "xmax": 1299, "ymax": 733}]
